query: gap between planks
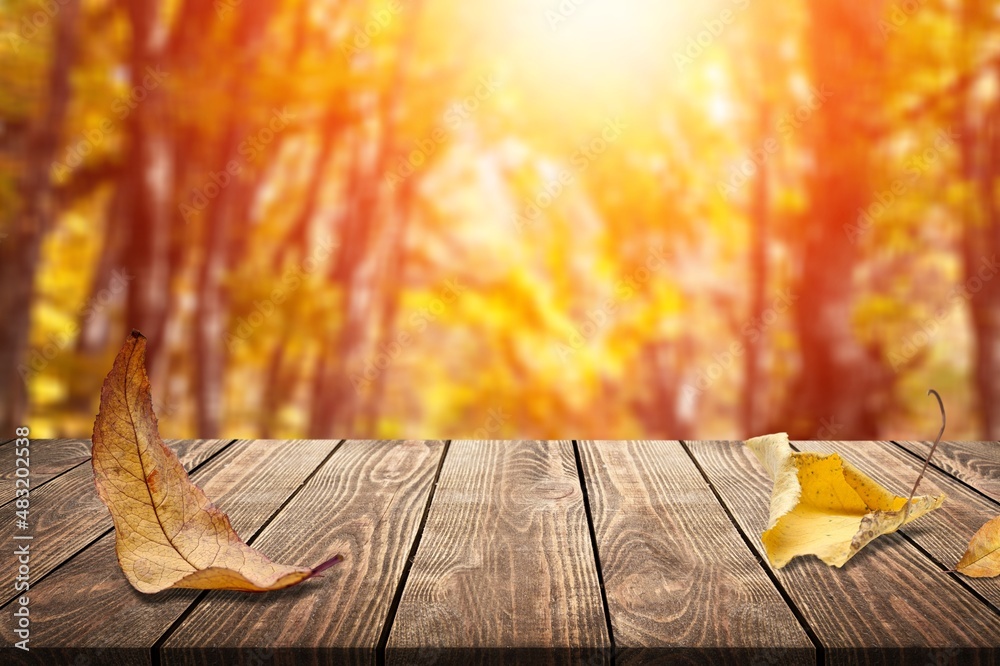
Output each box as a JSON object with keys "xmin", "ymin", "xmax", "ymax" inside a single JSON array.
[
  {"xmin": 689, "ymin": 439, "xmax": 1000, "ymax": 664},
  {"xmin": 891, "ymin": 440, "xmax": 1000, "ymax": 505},
  {"xmin": 679, "ymin": 439, "xmax": 825, "ymax": 664},
  {"xmin": 150, "ymin": 439, "xmax": 346, "ymax": 664},
  {"xmin": 381, "ymin": 439, "xmax": 815, "ymax": 665},
  {"xmin": 373, "ymin": 440, "xmax": 451, "ymax": 666},
  {"xmin": 0, "ymin": 439, "xmax": 240, "ymax": 612},
  {"xmin": 157, "ymin": 440, "xmax": 446, "ymax": 666},
  {"xmin": 384, "ymin": 440, "xmax": 610, "ymax": 666},
  {"xmin": 0, "ymin": 439, "xmax": 91, "ymax": 508},
  {"xmin": 0, "ymin": 439, "xmax": 232, "ymax": 510},
  {"xmin": 0, "ymin": 439, "xmax": 344, "ymax": 664},
  {"xmin": 9, "ymin": 439, "xmax": 996, "ymax": 664},
  {"xmin": 797, "ymin": 440, "xmax": 1000, "ymax": 620},
  {"xmin": 172, "ymin": 439, "xmax": 818, "ymax": 665},
  {"xmin": 571, "ymin": 440, "xmax": 616, "ymax": 665}
]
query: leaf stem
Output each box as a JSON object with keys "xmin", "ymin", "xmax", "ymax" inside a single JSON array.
[
  {"xmin": 310, "ymin": 554, "xmax": 345, "ymax": 577},
  {"xmin": 902, "ymin": 389, "xmax": 945, "ymax": 523}
]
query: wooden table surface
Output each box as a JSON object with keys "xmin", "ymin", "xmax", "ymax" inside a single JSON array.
[{"xmin": 1, "ymin": 438, "xmax": 999, "ymax": 665}]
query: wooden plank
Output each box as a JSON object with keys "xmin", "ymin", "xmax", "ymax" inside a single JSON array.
[
  {"xmin": 0, "ymin": 439, "xmax": 231, "ymax": 608},
  {"xmin": 799, "ymin": 440, "xmax": 1000, "ymax": 614},
  {"xmin": 386, "ymin": 440, "xmax": 610, "ymax": 666},
  {"xmin": 687, "ymin": 440, "xmax": 1000, "ymax": 665},
  {"xmin": 0, "ymin": 439, "xmax": 341, "ymax": 665},
  {"xmin": 578, "ymin": 440, "xmax": 815, "ymax": 666},
  {"xmin": 161, "ymin": 439, "xmax": 446, "ymax": 666},
  {"xmin": 895, "ymin": 440, "xmax": 1000, "ymax": 504},
  {"xmin": 0, "ymin": 439, "xmax": 91, "ymax": 506}
]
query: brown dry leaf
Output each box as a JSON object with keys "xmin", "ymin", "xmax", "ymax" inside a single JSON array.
[
  {"xmin": 747, "ymin": 433, "xmax": 945, "ymax": 568},
  {"xmin": 92, "ymin": 330, "xmax": 342, "ymax": 593},
  {"xmin": 956, "ymin": 516, "xmax": 1000, "ymax": 577}
]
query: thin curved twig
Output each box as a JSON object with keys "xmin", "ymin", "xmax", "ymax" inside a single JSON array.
[{"xmin": 902, "ymin": 389, "xmax": 946, "ymax": 523}]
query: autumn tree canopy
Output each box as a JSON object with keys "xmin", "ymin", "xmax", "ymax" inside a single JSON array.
[{"xmin": 1, "ymin": 0, "xmax": 997, "ymax": 441}]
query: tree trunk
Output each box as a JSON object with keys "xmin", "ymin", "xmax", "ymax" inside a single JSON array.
[
  {"xmin": 190, "ymin": 1, "xmax": 278, "ymax": 437},
  {"xmin": 963, "ymin": 74, "xmax": 1000, "ymax": 439},
  {"xmin": 308, "ymin": 2, "xmax": 426, "ymax": 438},
  {"xmin": 308, "ymin": 134, "xmax": 368, "ymax": 437},
  {"xmin": 258, "ymin": 327, "xmax": 292, "ymax": 439},
  {"xmin": 643, "ymin": 341, "xmax": 692, "ymax": 439},
  {"xmin": 784, "ymin": 0, "xmax": 885, "ymax": 439},
  {"xmin": 0, "ymin": 0, "xmax": 81, "ymax": 434},
  {"xmin": 122, "ymin": 0, "xmax": 173, "ymax": 371},
  {"xmin": 77, "ymin": 186, "xmax": 128, "ymax": 355},
  {"xmin": 955, "ymin": 2, "xmax": 1000, "ymax": 439},
  {"xmin": 191, "ymin": 183, "xmax": 230, "ymax": 437},
  {"xmin": 742, "ymin": 102, "xmax": 770, "ymax": 437},
  {"xmin": 273, "ymin": 107, "xmax": 345, "ymax": 270},
  {"xmin": 359, "ymin": 176, "xmax": 418, "ymax": 435},
  {"xmin": 63, "ymin": 186, "xmax": 128, "ymax": 417}
]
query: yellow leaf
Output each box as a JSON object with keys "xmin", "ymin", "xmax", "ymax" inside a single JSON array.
[
  {"xmin": 91, "ymin": 331, "xmax": 342, "ymax": 593},
  {"xmin": 746, "ymin": 433, "xmax": 945, "ymax": 568},
  {"xmin": 956, "ymin": 516, "xmax": 1000, "ymax": 577}
]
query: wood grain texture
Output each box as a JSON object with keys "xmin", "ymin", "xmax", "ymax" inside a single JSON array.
[
  {"xmin": 161, "ymin": 439, "xmax": 446, "ymax": 666},
  {"xmin": 578, "ymin": 440, "xmax": 814, "ymax": 666},
  {"xmin": 0, "ymin": 439, "xmax": 231, "ymax": 609},
  {"xmin": 0, "ymin": 439, "xmax": 91, "ymax": 506},
  {"xmin": 798, "ymin": 440, "xmax": 1000, "ymax": 613},
  {"xmin": 687, "ymin": 439, "xmax": 1000, "ymax": 665},
  {"xmin": 0, "ymin": 439, "xmax": 341, "ymax": 666},
  {"xmin": 895, "ymin": 440, "xmax": 1000, "ymax": 503},
  {"xmin": 386, "ymin": 440, "xmax": 610, "ymax": 666}
]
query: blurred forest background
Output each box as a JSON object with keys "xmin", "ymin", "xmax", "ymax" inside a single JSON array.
[{"xmin": 2, "ymin": 0, "xmax": 1000, "ymax": 441}]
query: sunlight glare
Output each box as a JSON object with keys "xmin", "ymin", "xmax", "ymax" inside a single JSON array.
[
  {"xmin": 489, "ymin": 0, "xmax": 701, "ymax": 104},
  {"xmin": 708, "ymin": 94, "xmax": 733, "ymax": 124}
]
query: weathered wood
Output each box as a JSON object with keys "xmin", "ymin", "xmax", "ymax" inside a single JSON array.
[
  {"xmin": 895, "ymin": 440, "xmax": 1000, "ymax": 504},
  {"xmin": 386, "ymin": 439, "xmax": 610, "ymax": 666},
  {"xmin": 0, "ymin": 439, "xmax": 91, "ymax": 506},
  {"xmin": 4, "ymin": 438, "xmax": 1000, "ymax": 663},
  {"xmin": 687, "ymin": 439, "xmax": 1000, "ymax": 665},
  {"xmin": 799, "ymin": 440, "xmax": 1000, "ymax": 614},
  {"xmin": 578, "ymin": 440, "xmax": 815, "ymax": 666},
  {"xmin": 0, "ymin": 439, "xmax": 341, "ymax": 665},
  {"xmin": 161, "ymin": 439, "xmax": 446, "ymax": 666},
  {"xmin": 0, "ymin": 439, "xmax": 231, "ymax": 609}
]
